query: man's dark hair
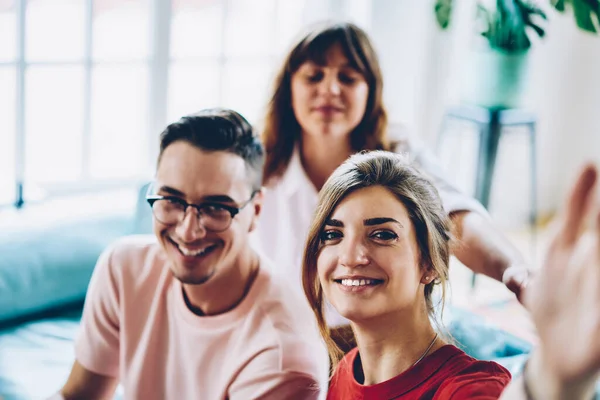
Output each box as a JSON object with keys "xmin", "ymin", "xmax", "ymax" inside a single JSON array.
[{"xmin": 158, "ymin": 108, "xmax": 264, "ymax": 190}]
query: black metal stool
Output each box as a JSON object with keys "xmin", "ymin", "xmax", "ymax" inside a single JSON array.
[{"xmin": 439, "ymin": 105, "xmax": 537, "ymax": 287}]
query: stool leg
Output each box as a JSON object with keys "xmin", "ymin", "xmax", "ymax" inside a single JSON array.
[
  {"xmin": 470, "ymin": 267, "xmax": 478, "ymax": 289},
  {"xmin": 475, "ymin": 113, "xmax": 501, "ymax": 210},
  {"xmin": 471, "ymin": 111, "xmax": 502, "ymax": 289},
  {"xmin": 471, "ymin": 122, "xmax": 490, "ymax": 289}
]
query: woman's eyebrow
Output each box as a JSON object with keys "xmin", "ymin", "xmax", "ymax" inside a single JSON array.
[
  {"xmin": 364, "ymin": 217, "xmax": 403, "ymax": 228},
  {"xmin": 325, "ymin": 219, "xmax": 343, "ymax": 227}
]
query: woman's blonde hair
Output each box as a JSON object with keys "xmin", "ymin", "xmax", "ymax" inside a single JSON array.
[
  {"xmin": 301, "ymin": 151, "xmax": 452, "ymax": 369},
  {"xmin": 261, "ymin": 21, "xmax": 390, "ymax": 185}
]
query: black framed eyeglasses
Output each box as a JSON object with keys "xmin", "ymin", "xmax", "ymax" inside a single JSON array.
[{"xmin": 146, "ymin": 191, "xmax": 257, "ymax": 233}]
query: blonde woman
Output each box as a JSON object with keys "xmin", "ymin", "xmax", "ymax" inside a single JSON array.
[{"xmin": 302, "ymin": 151, "xmax": 600, "ymax": 399}]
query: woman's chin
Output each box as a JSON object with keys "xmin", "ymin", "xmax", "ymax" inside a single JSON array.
[
  {"xmin": 335, "ymin": 306, "xmax": 380, "ymax": 324},
  {"xmin": 303, "ymin": 123, "xmax": 353, "ymax": 140}
]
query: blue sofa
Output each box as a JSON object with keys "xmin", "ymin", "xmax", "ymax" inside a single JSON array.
[
  {"xmin": 0, "ymin": 192, "xmax": 138, "ymax": 400},
  {"xmin": 0, "ymin": 185, "xmax": 537, "ymax": 399}
]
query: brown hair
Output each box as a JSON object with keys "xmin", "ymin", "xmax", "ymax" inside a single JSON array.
[
  {"xmin": 261, "ymin": 22, "xmax": 390, "ymax": 185},
  {"xmin": 301, "ymin": 151, "xmax": 452, "ymax": 369},
  {"xmin": 158, "ymin": 108, "xmax": 264, "ymax": 191}
]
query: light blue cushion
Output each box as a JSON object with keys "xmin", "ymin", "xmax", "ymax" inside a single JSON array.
[
  {"xmin": 0, "ymin": 215, "xmax": 133, "ymax": 323},
  {"xmin": 0, "ymin": 308, "xmax": 82, "ymax": 400},
  {"xmin": 0, "ymin": 307, "xmax": 124, "ymax": 400},
  {"xmin": 443, "ymin": 306, "xmax": 532, "ymax": 376}
]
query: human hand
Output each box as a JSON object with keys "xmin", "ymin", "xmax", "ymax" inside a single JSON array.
[
  {"xmin": 524, "ymin": 163, "xmax": 600, "ymax": 397},
  {"xmin": 502, "ymin": 264, "xmax": 532, "ymax": 304}
]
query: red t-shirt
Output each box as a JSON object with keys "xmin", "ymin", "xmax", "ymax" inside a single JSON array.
[{"xmin": 327, "ymin": 344, "xmax": 511, "ymax": 400}]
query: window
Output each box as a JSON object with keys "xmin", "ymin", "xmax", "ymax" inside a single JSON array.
[
  {"xmin": 3, "ymin": 0, "xmax": 151, "ymax": 206},
  {"xmin": 2, "ymin": 0, "xmax": 340, "ymax": 207},
  {"xmin": 0, "ymin": 0, "xmax": 16, "ymax": 62},
  {"xmin": 167, "ymin": 0, "xmax": 309, "ymax": 124},
  {"xmin": 0, "ymin": 0, "xmax": 16, "ymax": 204},
  {"xmin": 26, "ymin": 0, "xmax": 85, "ymax": 62},
  {"xmin": 89, "ymin": 0, "xmax": 150, "ymax": 180},
  {"xmin": 0, "ymin": 66, "xmax": 16, "ymax": 205},
  {"xmin": 24, "ymin": 65, "xmax": 85, "ymax": 184}
]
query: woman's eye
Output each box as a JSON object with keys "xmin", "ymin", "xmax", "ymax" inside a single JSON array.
[
  {"xmin": 320, "ymin": 230, "xmax": 342, "ymax": 242},
  {"xmin": 306, "ymin": 71, "xmax": 323, "ymax": 82},
  {"xmin": 339, "ymin": 73, "xmax": 357, "ymax": 84},
  {"xmin": 372, "ymin": 230, "xmax": 398, "ymax": 241}
]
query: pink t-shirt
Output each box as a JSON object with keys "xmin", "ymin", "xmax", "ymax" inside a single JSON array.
[{"xmin": 75, "ymin": 235, "xmax": 327, "ymax": 400}]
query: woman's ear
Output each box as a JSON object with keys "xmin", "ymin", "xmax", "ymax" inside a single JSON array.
[{"xmin": 420, "ymin": 268, "xmax": 438, "ymax": 284}]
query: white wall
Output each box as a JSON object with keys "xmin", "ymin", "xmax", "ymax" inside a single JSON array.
[
  {"xmin": 368, "ymin": 0, "xmax": 436, "ymax": 129},
  {"xmin": 531, "ymin": 14, "xmax": 600, "ymax": 210},
  {"xmin": 362, "ymin": 0, "xmax": 600, "ymax": 226}
]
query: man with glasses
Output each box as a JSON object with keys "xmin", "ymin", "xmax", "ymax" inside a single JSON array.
[{"xmin": 54, "ymin": 109, "xmax": 326, "ymax": 400}]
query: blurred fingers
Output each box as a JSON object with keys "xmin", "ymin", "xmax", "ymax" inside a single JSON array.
[{"xmin": 557, "ymin": 164, "xmax": 597, "ymax": 248}]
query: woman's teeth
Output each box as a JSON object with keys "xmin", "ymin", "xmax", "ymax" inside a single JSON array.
[{"xmin": 340, "ymin": 279, "xmax": 377, "ymax": 287}]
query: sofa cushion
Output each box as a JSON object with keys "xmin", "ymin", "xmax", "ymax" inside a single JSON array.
[{"xmin": 0, "ymin": 214, "xmax": 133, "ymax": 324}]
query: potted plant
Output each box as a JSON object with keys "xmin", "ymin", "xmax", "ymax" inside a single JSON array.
[
  {"xmin": 435, "ymin": 0, "xmax": 600, "ymax": 108},
  {"xmin": 435, "ymin": 0, "xmax": 547, "ymax": 108}
]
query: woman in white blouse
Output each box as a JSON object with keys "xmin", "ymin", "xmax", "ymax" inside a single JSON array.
[{"xmin": 254, "ymin": 21, "xmax": 529, "ymax": 338}]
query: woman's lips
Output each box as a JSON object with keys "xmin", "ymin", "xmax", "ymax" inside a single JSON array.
[{"xmin": 314, "ymin": 105, "xmax": 343, "ymax": 114}]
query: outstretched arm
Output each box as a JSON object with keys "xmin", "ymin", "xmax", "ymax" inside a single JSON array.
[
  {"xmin": 50, "ymin": 361, "xmax": 118, "ymax": 400},
  {"xmin": 404, "ymin": 137, "xmax": 530, "ymax": 300},
  {"xmin": 450, "ymin": 210, "xmax": 530, "ymax": 300},
  {"xmin": 500, "ymin": 163, "xmax": 600, "ymax": 400}
]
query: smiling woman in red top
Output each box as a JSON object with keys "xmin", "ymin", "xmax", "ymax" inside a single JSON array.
[
  {"xmin": 301, "ymin": 150, "xmax": 511, "ymax": 399},
  {"xmin": 302, "ymin": 150, "xmax": 600, "ymax": 400},
  {"xmin": 303, "ymin": 152, "xmax": 510, "ymax": 399}
]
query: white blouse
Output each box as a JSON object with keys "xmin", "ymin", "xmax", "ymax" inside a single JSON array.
[{"xmin": 252, "ymin": 129, "xmax": 487, "ymax": 326}]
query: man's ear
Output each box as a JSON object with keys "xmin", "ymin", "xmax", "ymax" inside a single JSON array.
[{"xmin": 248, "ymin": 187, "xmax": 265, "ymax": 232}]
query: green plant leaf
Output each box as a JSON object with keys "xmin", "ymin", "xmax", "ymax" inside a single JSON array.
[
  {"xmin": 574, "ymin": 0, "xmax": 599, "ymax": 32},
  {"xmin": 435, "ymin": 0, "xmax": 454, "ymax": 29},
  {"xmin": 477, "ymin": 2, "xmax": 493, "ymax": 38},
  {"xmin": 551, "ymin": 0, "xmax": 600, "ymax": 33},
  {"xmin": 529, "ymin": 21, "xmax": 546, "ymax": 37},
  {"xmin": 518, "ymin": 0, "xmax": 547, "ymax": 41},
  {"xmin": 552, "ymin": 0, "xmax": 567, "ymax": 11},
  {"xmin": 485, "ymin": 0, "xmax": 546, "ymax": 52}
]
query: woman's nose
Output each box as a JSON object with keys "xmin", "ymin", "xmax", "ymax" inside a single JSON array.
[
  {"xmin": 318, "ymin": 73, "xmax": 341, "ymax": 96},
  {"xmin": 339, "ymin": 238, "xmax": 370, "ymax": 269}
]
